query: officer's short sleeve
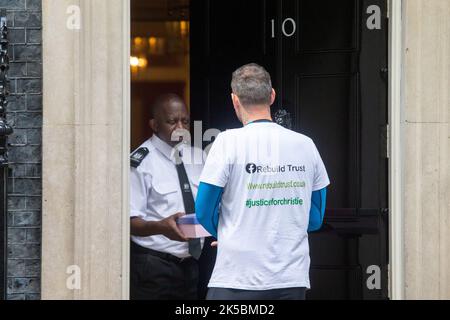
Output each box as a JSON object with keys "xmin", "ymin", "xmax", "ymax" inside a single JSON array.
[
  {"xmin": 130, "ymin": 166, "xmax": 151, "ymax": 219},
  {"xmin": 312, "ymin": 142, "xmax": 330, "ymax": 192},
  {"xmin": 200, "ymin": 133, "xmax": 231, "ymax": 188}
]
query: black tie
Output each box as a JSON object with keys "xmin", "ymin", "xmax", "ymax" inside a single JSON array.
[{"xmin": 174, "ymin": 151, "xmax": 202, "ymax": 260}]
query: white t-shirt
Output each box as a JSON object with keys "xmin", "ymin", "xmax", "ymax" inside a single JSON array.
[{"xmin": 200, "ymin": 122, "xmax": 330, "ymax": 290}]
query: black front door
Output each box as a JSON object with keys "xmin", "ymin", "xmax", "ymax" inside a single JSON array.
[{"xmin": 191, "ymin": 0, "xmax": 388, "ymax": 300}]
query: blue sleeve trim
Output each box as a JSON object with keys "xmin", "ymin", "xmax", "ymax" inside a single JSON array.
[
  {"xmin": 195, "ymin": 182, "xmax": 223, "ymax": 239},
  {"xmin": 308, "ymin": 188, "xmax": 327, "ymax": 232}
]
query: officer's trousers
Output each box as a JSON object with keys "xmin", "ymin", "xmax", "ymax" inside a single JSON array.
[{"xmin": 130, "ymin": 243, "xmax": 199, "ymax": 300}]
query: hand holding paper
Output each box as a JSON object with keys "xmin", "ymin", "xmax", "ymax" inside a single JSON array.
[{"xmin": 176, "ymin": 214, "xmax": 211, "ymax": 238}]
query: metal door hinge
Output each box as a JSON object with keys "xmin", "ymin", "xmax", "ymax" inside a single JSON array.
[
  {"xmin": 381, "ymin": 124, "xmax": 390, "ymax": 159},
  {"xmin": 380, "ymin": 67, "xmax": 389, "ymax": 81},
  {"xmin": 386, "ymin": 124, "xmax": 390, "ymax": 159},
  {"xmin": 387, "ymin": 0, "xmax": 390, "ymax": 19}
]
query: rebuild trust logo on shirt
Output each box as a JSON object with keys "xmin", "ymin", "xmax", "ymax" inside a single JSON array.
[{"xmin": 245, "ymin": 163, "xmax": 306, "ymax": 174}]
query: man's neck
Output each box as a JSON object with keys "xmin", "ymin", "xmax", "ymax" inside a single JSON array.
[
  {"xmin": 154, "ymin": 134, "xmax": 177, "ymax": 149},
  {"xmin": 242, "ymin": 109, "xmax": 272, "ymax": 126}
]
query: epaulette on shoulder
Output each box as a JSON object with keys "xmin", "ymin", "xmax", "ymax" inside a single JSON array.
[{"xmin": 130, "ymin": 147, "xmax": 149, "ymax": 168}]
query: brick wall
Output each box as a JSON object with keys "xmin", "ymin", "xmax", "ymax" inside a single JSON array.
[{"xmin": 2, "ymin": 0, "xmax": 42, "ymax": 300}]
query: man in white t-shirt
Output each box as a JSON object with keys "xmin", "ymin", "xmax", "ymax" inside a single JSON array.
[{"xmin": 195, "ymin": 63, "xmax": 330, "ymax": 300}]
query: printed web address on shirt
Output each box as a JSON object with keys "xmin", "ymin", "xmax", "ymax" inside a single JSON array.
[
  {"xmin": 247, "ymin": 180, "xmax": 306, "ymax": 190},
  {"xmin": 245, "ymin": 197, "xmax": 304, "ymax": 208}
]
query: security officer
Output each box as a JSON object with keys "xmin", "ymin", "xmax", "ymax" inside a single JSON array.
[
  {"xmin": 130, "ymin": 94, "xmax": 206, "ymax": 300},
  {"xmin": 196, "ymin": 64, "xmax": 330, "ymax": 300}
]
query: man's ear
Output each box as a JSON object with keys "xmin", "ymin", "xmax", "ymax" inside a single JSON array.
[
  {"xmin": 231, "ymin": 93, "xmax": 238, "ymax": 108},
  {"xmin": 231, "ymin": 94, "xmax": 241, "ymax": 114},
  {"xmin": 149, "ymin": 118, "xmax": 157, "ymax": 132},
  {"xmin": 270, "ymin": 89, "xmax": 276, "ymax": 106},
  {"xmin": 231, "ymin": 93, "xmax": 243, "ymax": 122}
]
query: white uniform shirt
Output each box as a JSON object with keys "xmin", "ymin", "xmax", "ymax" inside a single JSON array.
[
  {"xmin": 200, "ymin": 122, "xmax": 330, "ymax": 290},
  {"xmin": 130, "ymin": 135, "xmax": 205, "ymax": 258}
]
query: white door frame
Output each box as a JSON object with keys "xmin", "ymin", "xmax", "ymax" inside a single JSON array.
[
  {"xmin": 387, "ymin": 0, "xmax": 404, "ymax": 300},
  {"xmin": 122, "ymin": 0, "xmax": 131, "ymax": 300}
]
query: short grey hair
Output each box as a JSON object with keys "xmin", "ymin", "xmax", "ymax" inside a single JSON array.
[{"xmin": 231, "ymin": 63, "xmax": 272, "ymax": 107}]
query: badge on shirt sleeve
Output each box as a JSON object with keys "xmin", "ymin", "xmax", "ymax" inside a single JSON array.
[{"xmin": 130, "ymin": 147, "xmax": 149, "ymax": 168}]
